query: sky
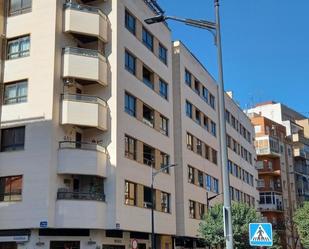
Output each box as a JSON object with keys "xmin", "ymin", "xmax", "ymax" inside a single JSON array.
[{"xmin": 157, "ymin": 0, "xmax": 309, "ymax": 116}]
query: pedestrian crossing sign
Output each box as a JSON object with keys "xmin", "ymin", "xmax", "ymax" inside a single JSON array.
[{"xmin": 249, "ymin": 223, "xmax": 273, "ymax": 247}]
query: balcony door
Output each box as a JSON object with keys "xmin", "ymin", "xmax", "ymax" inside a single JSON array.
[{"xmin": 75, "ymin": 132, "xmax": 82, "ymax": 148}]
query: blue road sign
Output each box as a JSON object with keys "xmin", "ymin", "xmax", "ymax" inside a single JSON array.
[
  {"xmin": 40, "ymin": 221, "xmax": 48, "ymax": 228},
  {"xmin": 249, "ymin": 223, "xmax": 273, "ymax": 247}
]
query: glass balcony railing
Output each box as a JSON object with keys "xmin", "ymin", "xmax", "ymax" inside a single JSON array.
[
  {"xmin": 64, "ymin": 2, "xmax": 101, "ymax": 14},
  {"xmin": 63, "ymin": 47, "xmax": 102, "ymax": 58},
  {"xmin": 57, "ymin": 190, "xmax": 105, "ymax": 202},
  {"xmin": 62, "ymin": 94, "xmax": 107, "ymax": 107},
  {"xmin": 59, "ymin": 141, "xmax": 107, "ymax": 153}
]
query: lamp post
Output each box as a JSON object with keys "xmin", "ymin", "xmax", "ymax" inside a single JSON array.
[
  {"xmin": 145, "ymin": 1, "xmax": 233, "ymax": 248},
  {"xmin": 151, "ymin": 163, "xmax": 177, "ymax": 249},
  {"xmin": 206, "ymin": 192, "xmax": 222, "ymax": 210}
]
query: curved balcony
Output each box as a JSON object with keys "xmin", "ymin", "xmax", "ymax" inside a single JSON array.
[
  {"xmin": 64, "ymin": 2, "xmax": 108, "ymax": 42},
  {"xmin": 58, "ymin": 141, "xmax": 107, "ymax": 177},
  {"xmin": 55, "ymin": 190, "xmax": 106, "ymax": 229},
  {"xmin": 62, "ymin": 47, "xmax": 108, "ymax": 86},
  {"xmin": 61, "ymin": 94, "xmax": 108, "ymax": 130}
]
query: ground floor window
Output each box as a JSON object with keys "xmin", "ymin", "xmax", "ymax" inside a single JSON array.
[
  {"xmin": 0, "ymin": 242, "xmax": 17, "ymax": 249},
  {"xmin": 50, "ymin": 241, "xmax": 80, "ymax": 249}
]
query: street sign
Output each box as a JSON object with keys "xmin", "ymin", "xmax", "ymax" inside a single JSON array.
[
  {"xmin": 249, "ymin": 223, "xmax": 273, "ymax": 247},
  {"xmin": 131, "ymin": 239, "xmax": 138, "ymax": 249},
  {"xmin": 40, "ymin": 221, "xmax": 48, "ymax": 228}
]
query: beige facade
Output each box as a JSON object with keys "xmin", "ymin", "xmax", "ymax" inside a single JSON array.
[
  {"xmin": 172, "ymin": 41, "xmax": 258, "ymax": 245},
  {"xmin": 0, "ymin": 0, "xmax": 175, "ymax": 249}
]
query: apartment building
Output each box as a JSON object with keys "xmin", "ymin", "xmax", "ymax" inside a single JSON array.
[
  {"xmin": 0, "ymin": 1, "xmax": 176, "ymax": 249},
  {"xmin": 172, "ymin": 41, "xmax": 259, "ymax": 248},
  {"xmin": 250, "ymin": 115, "xmax": 298, "ymax": 249},
  {"xmin": 247, "ymin": 102, "xmax": 309, "ymax": 204}
]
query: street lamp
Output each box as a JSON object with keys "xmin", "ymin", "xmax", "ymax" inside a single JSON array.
[
  {"xmin": 151, "ymin": 163, "xmax": 178, "ymax": 249},
  {"xmin": 145, "ymin": 1, "xmax": 233, "ymax": 249},
  {"xmin": 206, "ymin": 192, "xmax": 222, "ymax": 210}
]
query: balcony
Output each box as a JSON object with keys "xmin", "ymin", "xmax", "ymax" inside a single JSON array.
[
  {"xmin": 64, "ymin": 2, "xmax": 108, "ymax": 42},
  {"xmin": 62, "ymin": 47, "xmax": 108, "ymax": 86},
  {"xmin": 55, "ymin": 191, "xmax": 106, "ymax": 228},
  {"xmin": 58, "ymin": 141, "xmax": 107, "ymax": 177},
  {"xmin": 259, "ymin": 203, "xmax": 284, "ymax": 212},
  {"xmin": 294, "ymin": 148, "xmax": 309, "ymax": 159},
  {"xmin": 61, "ymin": 94, "xmax": 108, "ymax": 130},
  {"xmin": 255, "ymin": 135, "xmax": 281, "ymax": 157}
]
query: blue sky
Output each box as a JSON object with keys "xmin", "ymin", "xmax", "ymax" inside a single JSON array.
[{"xmin": 157, "ymin": 0, "xmax": 309, "ymax": 116}]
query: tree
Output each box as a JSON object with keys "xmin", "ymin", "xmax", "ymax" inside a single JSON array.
[
  {"xmin": 294, "ymin": 201, "xmax": 309, "ymax": 248},
  {"xmin": 198, "ymin": 202, "xmax": 282, "ymax": 249}
]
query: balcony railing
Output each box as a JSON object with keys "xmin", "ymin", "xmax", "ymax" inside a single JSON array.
[
  {"xmin": 59, "ymin": 141, "xmax": 107, "ymax": 153},
  {"xmin": 57, "ymin": 190, "xmax": 105, "ymax": 202},
  {"xmin": 62, "ymin": 93, "xmax": 107, "ymax": 107},
  {"xmin": 64, "ymin": 2, "xmax": 101, "ymax": 14},
  {"xmin": 63, "ymin": 47, "xmax": 102, "ymax": 58}
]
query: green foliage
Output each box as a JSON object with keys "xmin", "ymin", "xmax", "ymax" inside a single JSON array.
[
  {"xmin": 294, "ymin": 201, "xmax": 309, "ymax": 248},
  {"xmin": 198, "ymin": 202, "xmax": 281, "ymax": 249}
]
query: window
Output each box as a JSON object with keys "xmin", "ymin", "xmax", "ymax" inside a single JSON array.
[
  {"xmin": 125, "ymin": 10, "xmax": 136, "ymax": 35},
  {"xmin": 198, "ymin": 203, "xmax": 205, "ymax": 219},
  {"xmin": 189, "ymin": 200, "xmax": 196, "ymax": 219},
  {"xmin": 202, "ymin": 86, "xmax": 208, "ymax": 102},
  {"xmin": 160, "ymin": 115, "xmax": 169, "ymax": 136},
  {"xmin": 143, "ymin": 186, "xmax": 153, "ymax": 209},
  {"xmin": 203, "ymin": 116, "xmax": 209, "ymax": 131},
  {"xmin": 159, "ymin": 43, "xmax": 167, "ymax": 64},
  {"xmin": 125, "ymin": 50, "xmax": 136, "ymax": 75},
  {"xmin": 188, "ymin": 166, "xmax": 195, "ymax": 184},
  {"xmin": 212, "ymin": 149, "xmax": 217, "ymax": 165},
  {"xmin": 206, "ymin": 175, "xmax": 212, "ymax": 191},
  {"xmin": 198, "ymin": 171, "xmax": 204, "ymax": 187},
  {"xmin": 194, "ymin": 80, "xmax": 200, "ymax": 95},
  {"xmin": 159, "ymin": 79, "xmax": 168, "ymax": 99},
  {"xmin": 213, "ymin": 178, "xmax": 219, "ymax": 193},
  {"xmin": 9, "ymin": 0, "xmax": 31, "ymax": 16},
  {"xmin": 233, "ymin": 164, "xmax": 238, "ymax": 177},
  {"xmin": 209, "ymin": 94, "xmax": 215, "ymax": 109},
  {"xmin": 186, "ymin": 101, "xmax": 192, "ymax": 118},
  {"xmin": 195, "ymin": 109, "xmax": 201, "ymax": 125},
  {"xmin": 142, "ymin": 28, "xmax": 153, "ymax": 51},
  {"xmin": 204, "ymin": 144, "xmax": 210, "ymax": 160},
  {"xmin": 0, "ymin": 175, "xmax": 22, "ymax": 202},
  {"xmin": 211, "ymin": 121, "xmax": 217, "ymax": 137},
  {"xmin": 185, "ymin": 70, "xmax": 192, "ymax": 87},
  {"xmin": 143, "ymin": 66, "xmax": 154, "ymax": 89},
  {"xmin": 4, "ymin": 80, "xmax": 27, "ymax": 105},
  {"xmin": 225, "ymin": 110, "xmax": 230, "ymax": 123},
  {"xmin": 7, "ymin": 35, "xmax": 30, "ymax": 59},
  {"xmin": 1, "ymin": 126, "xmax": 25, "ymax": 152},
  {"xmin": 125, "ymin": 181, "xmax": 136, "ymax": 206},
  {"xmin": 161, "ymin": 192, "xmax": 170, "ymax": 213},
  {"xmin": 196, "ymin": 139, "xmax": 202, "ymax": 156},
  {"xmin": 186, "ymin": 133, "xmax": 193, "ymax": 151},
  {"xmin": 143, "ymin": 144, "xmax": 155, "ymax": 167},
  {"xmin": 160, "ymin": 152, "xmax": 170, "ymax": 173},
  {"xmin": 228, "ymin": 161, "xmax": 233, "ymax": 174},
  {"xmin": 142, "ymin": 104, "xmax": 154, "ymax": 127},
  {"xmin": 125, "ymin": 92, "xmax": 136, "ymax": 117},
  {"xmin": 125, "ymin": 135, "xmax": 136, "ymax": 160}
]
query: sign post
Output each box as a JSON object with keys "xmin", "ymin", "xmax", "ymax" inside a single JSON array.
[{"xmin": 249, "ymin": 223, "xmax": 273, "ymax": 247}]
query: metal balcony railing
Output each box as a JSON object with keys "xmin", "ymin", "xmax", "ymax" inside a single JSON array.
[
  {"xmin": 62, "ymin": 94, "xmax": 107, "ymax": 107},
  {"xmin": 57, "ymin": 190, "xmax": 105, "ymax": 202},
  {"xmin": 63, "ymin": 47, "xmax": 103, "ymax": 58},
  {"xmin": 59, "ymin": 141, "xmax": 107, "ymax": 153}
]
